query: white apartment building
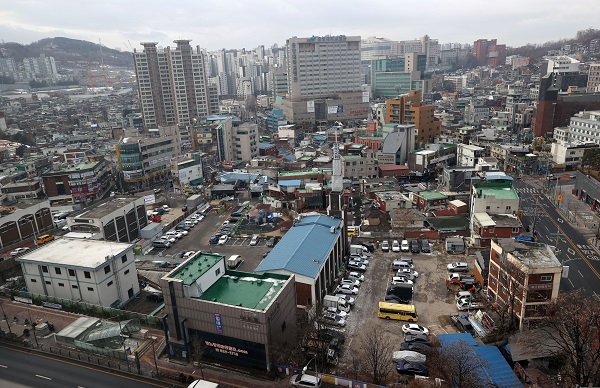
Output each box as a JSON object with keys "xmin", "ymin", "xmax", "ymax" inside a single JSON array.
[
  {"xmin": 361, "ymin": 37, "xmax": 400, "ymax": 61},
  {"xmin": 215, "ymin": 118, "xmax": 258, "ymax": 162},
  {"xmin": 399, "ymin": 35, "xmax": 440, "ymax": 70},
  {"xmin": 587, "ymin": 63, "xmax": 600, "ymax": 93},
  {"xmin": 134, "ymin": 40, "xmax": 212, "ymax": 129},
  {"xmin": 457, "ymin": 144, "xmax": 486, "ymax": 167},
  {"xmin": 464, "ymin": 98, "xmax": 490, "ymax": 125},
  {"xmin": 550, "ymin": 141, "xmax": 599, "ymax": 168},
  {"xmin": 556, "ymin": 111, "xmax": 600, "ymax": 144},
  {"xmin": 16, "ymin": 238, "xmax": 139, "ymax": 308},
  {"xmin": 544, "ymin": 56, "xmax": 581, "ymax": 74},
  {"xmin": 171, "ymin": 153, "xmax": 203, "ymax": 188}
]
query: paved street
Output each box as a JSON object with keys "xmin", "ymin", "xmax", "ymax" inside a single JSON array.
[
  {"xmin": 0, "ymin": 343, "xmax": 169, "ymax": 388},
  {"xmin": 514, "ymin": 177, "xmax": 600, "ymax": 296}
]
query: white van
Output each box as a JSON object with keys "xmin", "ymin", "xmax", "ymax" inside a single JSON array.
[
  {"xmin": 227, "ymin": 255, "xmax": 242, "ymax": 269},
  {"xmin": 392, "ymin": 260, "xmax": 414, "ymax": 270},
  {"xmin": 455, "ymin": 291, "xmax": 472, "ymax": 301}
]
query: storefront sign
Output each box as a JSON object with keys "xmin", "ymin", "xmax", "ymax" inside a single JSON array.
[{"xmin": 214, "ymin": 313, "xmax": 223, "ymax": 334}]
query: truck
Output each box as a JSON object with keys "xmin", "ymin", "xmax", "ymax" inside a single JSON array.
[
  {"xmin": 349, "ymin": 244, "xmax": 369, "ymax": 257},
  {"xmin": 227, "ymin": 255, "xmax": 242, "ymax": 269},
  {"xmin": 322, "ymin": 295, "xmax": 350, "ymax": 313},
  {"xmin": 302, "ymin": 338, "xmax": 339, "ymax": 366}
]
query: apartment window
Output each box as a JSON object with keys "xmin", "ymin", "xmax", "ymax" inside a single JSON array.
[
  {"xmin": 541, "ymin": 275, "xmax": 553, "ymax": 282},
  {"xmin": 124, "ymin": 269, "xmax": 130, "ymax": 275},
  {"xmin": 215, "ymin": 268, "xmax": 221, "ymax": 276},
  {"xmin": 121, "ymin": 256, "xmax": 128, "ymax": 263},
  {"xmin": 55, "ymin": 268, "xmax": 62, "ymax": 275},
  {"xmin": 41, "ymin": 266, "xmax": 48, "ymax": 273},
  {"xmin": 107, "ymin": 281, "xmax": 113, "ymax": 287},
  {"xmin": 68, "ymin": 269, "xmax": 76, "ymax": 277},
  {"xmin": 488, "ymin": 228, "xmax": 495, "ymax": 233},
  {"xmin": 58, "ymin": 283, "xmax": 64, "ymax": 287},
  {"xmin": 506, "ymin": 206, "xmax": 512, "ymax": 210},
  {"xmin": 281, "ymin": 321, "xmax": 287, "ymax": 332},
  {"xmin": 512, "ymin": 227, "xmax": 520, "ymax": 233},
  {"xmin": 485, "ymin": 206, "xmax": 491, "ymax": 210},
  {"xmin": 31, "ymin": 279, "xmax": 37, "ymax": 283},
  {"xmin": 72, "ymin": 285, "xmax": 78, "ymax": 289},
  {"xmin": 84, "ymin": 271, "xmax": 91, "ymax": 279},
  {"xmin": 104, "ymin": 265, "xmax": 111, "ymax": 274},
  {"xmin": 87, "ymin": 287, "xmax": 94, "ymax": 291},
  {"xmin": 45, "ymin": 281, "xmax": 51, "ymax": 285}
]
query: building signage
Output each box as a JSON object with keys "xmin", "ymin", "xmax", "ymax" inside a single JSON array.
[
  {"xmin": 144, "ymin": 194, "xmax": 155, "ymax": 206},
  {"xmin": 307, "ymin": 35, "xmax": 347, "ymax": 42},
  {"xmin": 328, "ymin": 106, "xmax": 338, "ymax": 114},
  {"xmin": 306, "ymin": 100, "xmax": 315, "ymax": 113},
  {"xmin": 204, "ymin": 340, "xmax": 248, "ymax": 357},
  {"xmin": 529, "ymin": 283, "xmax": 553, "ymax": 290},
  {"xmin": 214, "ymin": 312, "xmax": 223, "ymax": 334},
  {"xmin": 362, "ymin": 91, "xmax": 369, "ymax": 103}
]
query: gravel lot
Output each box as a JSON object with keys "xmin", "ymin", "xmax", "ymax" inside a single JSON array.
[{"xmin": 335, "ymin": 240, "xmax": 467, "ymax": 373}]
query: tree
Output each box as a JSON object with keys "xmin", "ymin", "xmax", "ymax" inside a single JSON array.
[
  {"xmin": 434, "ymin": 339, "xmax": 490, "ymax": 388},
  {"xmin": 535, "ymin": 290, "xmax": 600, "ymax": 386},
  {"xmin": 356, "ymin": 327, "xmax": 394, "ymax": 385},
  {"xmin": 582, "ymin": 148, "xmax": 600, "ymax": 173}
]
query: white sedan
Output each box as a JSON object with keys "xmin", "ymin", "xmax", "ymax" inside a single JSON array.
[
  {"xmin": 165, "ymin": 231, "xmax": 183, "ymax": 239},
  {"xmin": 402, "ymin": 323, "xmax": 430, "ymax": 336},
  {"xmin": 340, "ymin": 279, "xmax": 360, "ymax": 288},
  {"xmin": 10, "ymin": 247, "xmax": 29, "ymax": 256},
  {"xmin": 392, "ymin": 240, "xmax": 401, "ymax": 252},
  {"xmin": 218, "ymin": 235, "xmax": 229, "ymax": 245},
  {"xmin": 160, "ymin": 235, "xmax": 176, "ymax": 244},
  {"xmin": 335, "ymin": 284, "xmax": 359, "ymax": 295}
]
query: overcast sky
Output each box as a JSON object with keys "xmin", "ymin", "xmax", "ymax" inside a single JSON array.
[{"xmin": 1, "ymin": 0, "xmax": 598, "ymax": 52}]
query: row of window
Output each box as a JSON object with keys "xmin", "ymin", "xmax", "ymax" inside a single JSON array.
[{"xmin": 40, "ymin": 257, "xmax": 127, "ymax": 277}]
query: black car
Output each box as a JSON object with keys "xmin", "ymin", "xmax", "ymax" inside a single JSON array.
[
  {"xmin": 421, "ymin": 239, "xmax": 431, "ymax": 253},
  {"xmin": 231, "ymin": 212, "xmax": 243, "ymax": 218},
  {"xmin": 360, "ymin": 242, "xmax": 375, "ymax": 253},
  {"xmin": 404, "ymin": 334, "xmax": 432, "ymax": 345},
  {"xmin": 385, "ymin": 294, "xmax": 411, "ymax": 304},
  {"xmin": 400, "ymin": 341, "xmax": 431, "ymax": 353},
  {"xmin": 182, "ymin": 205, "xmax": 188, "ymax": 212},
  {"xmin": 146, "ymin": 293, "xmax": 164, "ymax": 302},
  {"xmin": 266, "ymin": 237, "xmax": 276, "ymax": 247},
  {"xmin": 396, "ymin": 360, "xmax": 429, "ymax": 376},
  {"xmin": 410, "ymin": 240, "xmax": 420, "ymax": 253},
  {"xmin": 209, "ymin": 235, "xmax": 221, "ymax": 244}
]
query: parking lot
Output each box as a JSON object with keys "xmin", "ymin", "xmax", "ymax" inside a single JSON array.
[{"xmin": 334, "ymin": 240, "xmax": 467, "ymax": 374}]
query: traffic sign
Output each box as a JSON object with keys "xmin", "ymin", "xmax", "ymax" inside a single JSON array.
[{"xmin": 557, "ymin": 194, "xmax": 563, "ymax": 201}]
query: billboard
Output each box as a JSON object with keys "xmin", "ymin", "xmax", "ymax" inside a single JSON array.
[
  {"xmin": 362, "ymin": 91, "xmax": 369, "ymax": 103},
  {"xmin": 328, "ymin": 105, "xmax": 338, "ymax": 114},
  {"xmin": 190, "ymin": 329, "xmax": 267, "ymax": 370},
  {"xmin": 144, "ymin": 194, "xmax": 156, "ymax": 205},
  {"xmin": 306, "ymin": 100, "xmax": 315, "ymax": 113}
]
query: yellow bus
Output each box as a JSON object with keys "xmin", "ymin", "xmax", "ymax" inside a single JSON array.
[
  {"xmin": 378, "ymin": 302, "xmax": 418, "ymax": 322},
  {"xmin": 347, "ymin": 226, "xmax": 360, "ymax": 237}
]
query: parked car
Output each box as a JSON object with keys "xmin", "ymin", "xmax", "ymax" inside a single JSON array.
[
  {"xmin": 347, "ymin": 271, "xmax": 365, "ymax": 282},
  {"xmin": 381, "ymin": 240, "xmax": 390, "ymax": 252},
  {"xmin": 334, "ymin": 294, "xmax": 355, "ymax": 306},
  {"xmin": 421, "ymin": 239, "xmax": 431, "ymax": 253},
  {"xmin": 347, "ymin": 262, "xmax": 367, "ymax": 272},
  {"xmin": 323, "ymin": 307, "xmax": 348, "ymax": 319},
  {"xmin": 162, "ymin": 205, "xmax": 170, "ymax": 212},
  {"xmin": 411, "ymin": 240, "xmax": 420, "ymax": 253},
  {"xmin": 175, "ymin": 228, "xmax": 189, "ymax": 235},
  {"xmin": 218, "ymin": 235, "xmax": 229, "ymax": 245},
  {"xmin": 400, "ymin": 341, "xmax": 431, "ymax": 352},
  {"xmin": 396, "ymin": 360, "xmax": 429, "ymax": 376},
  {"xmin": 340, "ymin": 279, "xmax": 361, "ymax": 288},
  {"xmin": 397, "ymin": 268, "xmax": 419, "ymax": 278},
  {"xmin": 209, "ymin": 235, "xmax": 220, "ymax": 244},
  {"xmin": 360, "ymin": 242, "xmax": 375, "ymax": 253},
  {"xmin": 181, "ymin": 205, "xmax": 188, "ymax": 212},
  {"xmin": 320, "ymin": 312, "xmax": 346, "ymax": 327},
  {"xmin": 335, "ymin": 284, "xmax": 359, "ymax": 295},
  {"xmin": 10, "ymin": 247, "xmax": 29, "ymax": 256},
  {"xmin": 392, "ymin": 240, "xmax": 401, "ymax": 252},
  {"xmin": 266, "ymin": 237, "xmax": 276, "ymax": 247},
  {"xmin": 404, "ymin": 334, "xmax": 432, "ymax": 345},
  {"xmin": 165, "ymin": 231, "xmax": 183, "ymax": 239},
  {"xmin": 37, "ymin": 234, "xmax": 55, "ymax": 245},
  {"xmin": 250, "ymin": 235, "xmax": 260, "ymax": 246},
  {"xmin": 349, "ymin": 256, "xmax": 369, "ymax": 265},
  {"xmin": 447, "ymin": 262, "xmax": 469, "ymax": 273},
  {"xmin": 385, "ymin": 294, "xmax": 410, "ymax": 304},
  {"xmin": 401, "ymin": 240, "xmax": 410, "ymax": 252},
  {"xmin": 402, "ymin": 324, "xmax": 430, "ymax": 336},
  {"xmin": 181, "ymin": 251, "xmax": 196, "ymax": 260},
  {"xmin": 290, "ymin": 374, "xmax": 322, "ymax": 388},
  {"xmin": 160, "ymin": 235, "xmax": 176, "ymax": 244},
  {"xmin": 392, "ymin": 350, "xmax": 426, "ymax": 364},
  {"xmin": 152, "ymin": 240, "xmax": 171, "ymax": 249},
  {"xmin": 391, "ymin": 277, "xmax": 413, "ymax": 285},
  {"xmin": 146, "ymin": 293, "xmax": 164, "ymax": 302}
]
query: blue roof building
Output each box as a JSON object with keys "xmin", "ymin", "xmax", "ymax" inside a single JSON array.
[
  {"xmin": 437, "ymin": 333, "xmax": 523, "ymax": 387},
  {"xmin": 254, "ymin": 213, "xmax": 345, "ymax": 306}
]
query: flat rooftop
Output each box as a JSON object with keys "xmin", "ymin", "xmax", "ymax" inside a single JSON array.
[
  {"xmin": 16, "ymin": 238, "xmax": 134, "ymax": 269},
  {"xmin": 169, "ymin": 253, "xmax": 223, "ymax": 286},
  {"xmin": 279, "ymin": 169, "xmax": 322, "ymax": 177},
  {"xmin": 199, "ymin": 271, "xmax": 289, "ymax": 311},
  {"xmin": 69, "ymin": 196, "xmax": 142, "ymax": 219},
  {"xmin": 496, "ymin": 238, "xmax": 561, "ymax": 269},
  {"xmin": 474, "ymin": 181, "xmax": 519, "ymax": 200}
]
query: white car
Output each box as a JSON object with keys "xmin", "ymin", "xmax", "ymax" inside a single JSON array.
[
  {"xmin": 350, "ymin": 256, "xmax": 369, "ymax": 265},
  {"xmin": 335, "ymin": 284, "xmax": 359, "ymax": 295},
  {"xmin": 176, "ymin": 229, "xmax": 189, "ymax": 236},
  {"xmin": 162, "ymin": 205, "xmax": 170, "ymax": 212},
  {"xmin": 391, "ymin": 277, "xmax": 414, "ymax": 285},
  {"xmin": 218, "ymin": 235, "xmax": 229, "ymax": 245},
  {"xmin": 182, "ymin": 251, "xmax": 196, "ymax": 260},
  {"xmin": 340, "ymin": 279, "xmax": 360, "ymax": 288},
  {"xmin": 392, "ymin": 240, "xmax": 401, "ymax": 252},
  {"xmin": 335, "ymin": 294, "xmax": 355, "ymax": 306},
  {"xmin": 447, "ymin": 262, "xmax": 469, "ymax": 272},
  {"xmin": 381, "ymin": 240, "xmax": 390, "ymax": 252},
  {"xmin": 402, "ymin": 323, "xmax": 430, "ymax": 336},
  {"xmin": 324, "ymin": 307, "xmax": 348, "ymax": 319},
  {"xmin": 397, "ymin": 268, "xmax": 419, "ymax": 278},
  {"xmin": 160, "ymin": 235, "xmax": 176, "ymax": 244},
  {"xmin": 392, "ymin": 350, "xmax": 426, "ymax": 364},
  {"xmin": 165, "ymin": 231, "xmax": 183, "ymax": 239},
  {"xmin": 250, "ymin": 235, "xmax": 260, "ymax": 246},
  {"xmin": 347, "ymin": 271, "xmax": 365, "ymax": 282},
  {"xmin": 401, "ymin": 240, "xmax": 410, "ymax": 252},
  {"xmin": 320, "ymin": 312, "xmax": 346, "ymax": 327},
  {"xmin": 10, "ymin": 247, "xmax": 29, "ymax": 256}
]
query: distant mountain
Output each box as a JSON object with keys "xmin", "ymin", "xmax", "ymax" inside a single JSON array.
[
  {"xmin": 0, "ymin": 37, "xmax": 133, "ymax": 67},
  {"xmin": 507, "ymin": 28, "xmax": 600, "ymax": 61}
]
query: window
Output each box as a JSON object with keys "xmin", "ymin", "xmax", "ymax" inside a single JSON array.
[
  {"xmin": 87, "ymin": 287, "xmax": 94, "ymax": 291},
  {"xmin": 215, "ymin": 268, "xmax": 221, "ymax": 276},
  {"xmin": 68, "ymin": 269, "xmax": 76, "ymax": 277},
  {"xmin": 501, "ymin": 273, "xmax": 508, "ymax": 280},
  {"xmin": 489, "ymin": 228, "xmax": 495, "ymax": 233},
  {"xmin": 107, "ymin": 281, "xmax": 113, "ymax": 287},
  {"xmin": 104, "ymin": 265, "xmax": 111, "ymax": 274},
  {"xmin": 45, "ymin": 281, "xmax": 51, "ymax": 285},
  {"xmin": 72, "ymin": 285, "xmax": 78, "ymax": 289},
  {"xmin": 31, "ymin": 279, "xmax": 37, "ymax": 283},
  {"xmin": 124, "ymin": 269, "xmax": 130, "ymax": 275},
  {"xmin": 121, "ymin": 256, "xmax": 127, "ymax": 263},
  {"xmin": 55, "ymin": 268, "xmax": 62, "ymax": 275},
  {"xmin": 541, "ymin": 275, "xmax": 553, "ymax": 282},
  {"xmin": 485, "ymin": 206, "xmax": 490, "ymax": 210},
  {"xmin": 58, "ymin": 283, "xmax": 64, "ymax": 287},
  {"xmin": 506, "ymin": 206, "xmax": 512, "ymax": 210},
  {"xmin": 41, "ymin": 266, "xmax": 48, "ymax": 273},
  {"xmin": 281, "ymin": 321, "xmax": 287, "ymax": 332},
  {"xmin": 84, "ymin": 271, "xmax": 91, "ymax": 279}
]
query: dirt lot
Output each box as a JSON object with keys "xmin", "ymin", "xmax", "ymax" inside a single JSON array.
[{"xmin": 335, "ymin": 240, "xmax": 470, "ymax": 374}]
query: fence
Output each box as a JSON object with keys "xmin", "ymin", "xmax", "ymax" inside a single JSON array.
[
  {"xmin": 273, "ymin": 364, "xmax": 387, "ymax": 388},
  {"xmin": 9, "ymin": 290, "xmax": 163, "ymax": 328}
]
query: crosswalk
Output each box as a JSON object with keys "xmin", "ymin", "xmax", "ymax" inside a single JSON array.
[{"xmin": 516, "ymin": 188, "xmax": 540, "ymax": 195}]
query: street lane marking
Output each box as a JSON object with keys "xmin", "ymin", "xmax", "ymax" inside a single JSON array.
[
  {"xmin": 568, "ymin": 248, "xmax": 575, "ymax": 255},
  {"xmin": 0, "ymin": 364, "xmax": 7, "ymax": 368},
  {"xmin": 579, "ymin": 270, "xmax": 584, "ymax": 277},
  {"xmin": 569, "ymin": 278, "xmax": 575, "ymax": 288},
  {"xmin": 557, "ymin": 218, "xmax": 564, "ymax": 223},
  {"xmin": 36, "ymin": 375, "xmax": 52, "ymax": 380}
]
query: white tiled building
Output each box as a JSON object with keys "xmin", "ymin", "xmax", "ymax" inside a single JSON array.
[
  {"xmin": 554, "ymin": 111, "xmax": 600, "ymax": 144},
  {"xmin": 16, "ymin": 238, "xmax": 139, "ymax": 308}
]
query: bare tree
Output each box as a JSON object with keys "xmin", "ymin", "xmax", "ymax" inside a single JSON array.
[
  {"xmin": 357, "ymin": 327, "xmax": 394, "ymax": 385},
  {"xmin": 535, "ymin": 290, "xmax": 600, "ymax": 387},
  {"xmin": 434, "ymin": 339, "xmax": 490, "ymax": 388}
]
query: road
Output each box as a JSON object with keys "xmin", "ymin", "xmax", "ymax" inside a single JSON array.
[
  {"xmin": 0, "ymin": 343, "xmax": 169, "ymax": 388},
  {"xmin": 514, "ymin": 178, "xmax": 600, "ymax": 296}
]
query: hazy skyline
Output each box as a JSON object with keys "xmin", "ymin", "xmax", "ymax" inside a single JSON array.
[{"xmin": 1, "ymin": 0, "xmax": 598, "ymax": 52}]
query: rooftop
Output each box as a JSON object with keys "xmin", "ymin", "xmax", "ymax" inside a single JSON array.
[
  {"xmin": 255, "ymin": 213, "xmax": 342, "ymax": 278},
  {"xmin": 279, "ymin": 169, "xmax": 322, "ymax": 177},
  {"xmin": 473, "ymin": 181, "xmax": 519, "ymax": 200},
  {"xmin": 198, "ymin": 270, "xmax": 289, "ymax": 311},
  {"xmin": 16, "ymin": 238, "xmax": 134, "ymax": 269},
  {"xmin": 418, "ymin": 190, "xmax": 448, "ymax": 201},
  {"xmin": 496, "ymin": 238, "xmax": 561, "ymax": 269},
  {"xmin": 69, "ymin": 196, "xmax": 142, "ymax": 219},
  {"xmin": 168, "ymin": 253, "xmax": 223, "ymax": 286}
]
